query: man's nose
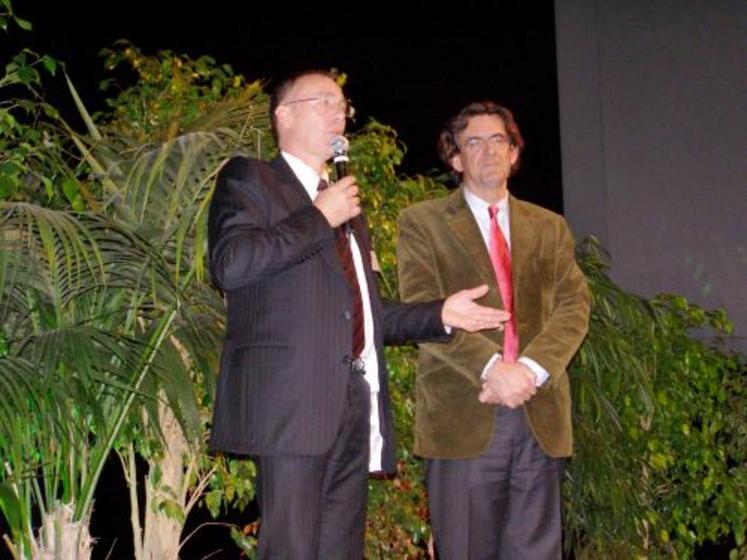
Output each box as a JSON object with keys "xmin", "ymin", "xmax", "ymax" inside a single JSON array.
[
  {"xmin": 483, "ymin": 140, "xmax": 499, "ymax": 155},
  {"xmin": 330, "ymin": 110, "xmax": 346, "ymax": 128},
  {"xmin": 330, "ymin": 103, "xmax": 346, "ymax": 119}
]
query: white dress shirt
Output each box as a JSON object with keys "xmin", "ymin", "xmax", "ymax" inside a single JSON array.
[
  {"xmin": 462, "ymin": 188, "xmax": 550, "ymax": 386},
  {"xmin": 282, "ymin": 152, "xmax": 384, "ymax": 471}
]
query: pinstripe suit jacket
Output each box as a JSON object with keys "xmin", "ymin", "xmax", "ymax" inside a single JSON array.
[{"xmin": 207, "ymin": 156, "xmax": 446, "ymax": 473}]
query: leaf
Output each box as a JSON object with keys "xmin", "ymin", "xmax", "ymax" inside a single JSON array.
[
  {"xmin": 13, "ymin": 15, "xmax": 32, "ymax": 31},
  {"xmin": 0, "ymin": 172, "xmax": 18, "ymax": 198},
  {"xmin": 15, "ymin": 63, "xmax": 37, "ymax": 86},
  {"xmin": 60, "ymin": 176, "xmax": 79, "ymax": 203},
  {"xmin": 39, "ymin": 102, "xmax": 59, "ymax": 121},
  {"xmin": 65, "ymin": 72, "xmax": 102, "ymax": 141},
  {"xmin": 40, "ymin": 175, "xmax": 54, "ymax": 199},
  {"xmin": 157, "ymin": 498, "xmax": 186, "ymax": 523},
  {"xmin": 0, "ymin": 484, "xmax": 23, "ymax": 539},
  {"xmin": 41, "ymin": 55, "xmax": 57, "ymax": 76},
  {"xmin": 204, "ymin": 489, "xmax": 222, "ymax": 519},
  {"xmin": 229, "ymin": 526, "xmax": 257, "ymax": 555}
]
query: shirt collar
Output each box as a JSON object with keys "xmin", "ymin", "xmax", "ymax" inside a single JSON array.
[
  {"xmin": 462, "ymin": 186, "xmax": 510, "ymax": 218},
  {"xmin": 461, "ymin": 186, "xmax": 512, "ymax": 248},
  {"xmin": 281, "ymin": 151, "xmax": 329, "ymax": 200}
]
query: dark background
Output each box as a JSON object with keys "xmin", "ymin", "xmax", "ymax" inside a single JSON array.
[{"xmin": 4, "ymin": 0, "xmax": 563, "ymax": 211}]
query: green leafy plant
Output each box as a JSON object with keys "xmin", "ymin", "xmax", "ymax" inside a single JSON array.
[
  {"xmin": 565, "ymin": 238, "xmax": 746, "ymax": 559},
  {"xmin": 63, "ymin": 45, "xmax": 271, "ymax": 559},
  {"xmin": 0, "ymin": 39, "xmax": 270, "ymax": 558}
]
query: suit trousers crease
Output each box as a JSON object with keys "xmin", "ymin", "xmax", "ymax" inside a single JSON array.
[
  {"xmin": 426, "ymin": 406, "xmax": 563, "ymax": 560},
  {"xmin": 255, "ymin": 372, "xmax": 371, "ymax": 559}
]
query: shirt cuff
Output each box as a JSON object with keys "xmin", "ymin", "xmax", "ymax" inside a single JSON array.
[
  {"xmin": 443, "ymin": 325, "xmax": 452, "ymax": 334},
  {"xmin": 480, "ymin": 353, "xmax": 501, "ymax": 381},
  {"xmin": 480, "ymin": 354, "xmax": 550, "ymax": 387},
  {"xmin": 519, "ymin": 356, "xmax": 550, "ymax": 386}
]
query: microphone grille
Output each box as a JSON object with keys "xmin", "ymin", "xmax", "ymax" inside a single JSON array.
[{"xmin": 330, "ymin": 135, "xmax": 349, "ymax": 156}]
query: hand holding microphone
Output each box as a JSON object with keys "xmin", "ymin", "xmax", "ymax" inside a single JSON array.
[{"xmin": 313, "ymin": 136, "xmax": 361, "ymax": 228}]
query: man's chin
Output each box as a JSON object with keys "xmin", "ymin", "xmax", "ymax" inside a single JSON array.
[{"xmin": 480, "ymin": 172, "xmax": 506, "ymax": 186}]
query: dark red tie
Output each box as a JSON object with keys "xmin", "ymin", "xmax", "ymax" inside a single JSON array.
[
  {"xmin": 318, "ymin": 179, "xmax": 365, "ymax": 358},
  {"xmin": 488, "ymin": 205, "xmax": 519, "ymax": 362}
]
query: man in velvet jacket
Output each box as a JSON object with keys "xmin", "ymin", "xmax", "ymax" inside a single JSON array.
[
  {"xmin": 397, "ymin": 101, "xmax": 590, "ymax": 559},
  {"xmin": 207, "ymin": 71, "xmax": 508, "ymax": 559}
]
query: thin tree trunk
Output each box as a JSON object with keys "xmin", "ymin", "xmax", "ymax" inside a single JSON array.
[
  {"xmin": 140, "ymin": 397, "xmax": 188, "ymax": 560},
  {"xmin": 122, "ymin": 443, "xmax": 144, "ymax": 560},
  {"xmin": 35, "ymin": 503, "xmax": 92, "ymax": 560}
]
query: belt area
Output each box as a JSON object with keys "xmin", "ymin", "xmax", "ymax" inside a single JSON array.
[{"xmin": 348, "ymin": 356, "xmax": 365, "ymax": 374}]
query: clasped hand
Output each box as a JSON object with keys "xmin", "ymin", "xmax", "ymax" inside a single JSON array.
[{"xmin": 478, "ymin": 361, "xmax": 536, "ymax": 408}]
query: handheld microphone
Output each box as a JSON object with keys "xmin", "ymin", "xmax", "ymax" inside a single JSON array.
[
  {"xmin": 331, "ymin": 135, "xmax": 350, "ymax": 180},
  {"xmin": 330, "ymin": 135, "xmax": 352, "ymax": 234}
]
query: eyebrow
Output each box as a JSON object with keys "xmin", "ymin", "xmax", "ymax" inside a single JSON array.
[
  {"xmin": 464, "ymin": 133, "xmax": 508, "ymax": 141},
  {"xmin": 298, "ymin": 90, "xmax": 342, "ymax": 97}
]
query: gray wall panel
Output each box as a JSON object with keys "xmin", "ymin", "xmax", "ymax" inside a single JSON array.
[{"xmin": 556, "ymin": 0, "xmax": 747, "ymax": 350}]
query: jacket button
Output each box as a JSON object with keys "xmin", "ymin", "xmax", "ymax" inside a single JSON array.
[{"xmin": 343, "ymin": 310, "xmax": 352, "ymax": 320}]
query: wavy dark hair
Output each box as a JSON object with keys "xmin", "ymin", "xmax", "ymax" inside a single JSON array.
[{"xmin": 437, "ymin": 101, "xmax": 525, "ymax": 176}]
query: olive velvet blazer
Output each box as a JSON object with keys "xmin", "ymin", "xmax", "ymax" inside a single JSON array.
[{"xmin": 397, "ymin": 188, "xmax": 590, "ymax": 459}]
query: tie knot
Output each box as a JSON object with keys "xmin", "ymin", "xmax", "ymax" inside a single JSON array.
[
  {"xmin": 317, "ymin": 178, "xmax": 329, "ymax": 192},
  {"xmin": 488, "ymin": 205, "xmax": 499, "ymax": 220}
]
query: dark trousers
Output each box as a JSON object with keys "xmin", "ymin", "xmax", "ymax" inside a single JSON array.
[
  {"xmin": 426, "ymin": 406, "xmax": 563, "ymax": 560},
  {"xmin": 254, "ymin": 373, "xmax": 371, "ymax": 559}
]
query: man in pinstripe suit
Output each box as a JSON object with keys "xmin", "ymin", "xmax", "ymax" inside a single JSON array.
[{"xmin": 207, "ymin": 70, "xmax": 508, "ymax": 559}]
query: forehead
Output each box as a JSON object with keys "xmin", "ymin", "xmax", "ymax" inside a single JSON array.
[
  {"xmin": 289, "ymin": 74, "xmax": 343, "ymax": 99},
  {"xmin": 459, "ymin": 114, "xmax": 508, "ymax": 138}
]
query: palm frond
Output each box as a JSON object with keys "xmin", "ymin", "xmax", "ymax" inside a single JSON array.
[
  {"xmin": 1, "ymin": 202, "xmax": 177, "ymax": 314},
  {"xmin": 186, "ymin": 81, "xmax": 272, "ymax": 155}
]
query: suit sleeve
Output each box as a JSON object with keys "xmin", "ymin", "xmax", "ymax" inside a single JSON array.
[
  {"xmin": 380, "ymin": 298, "xmax": 449, "ymax": 345},
  {"xmin": 350, "ymin": 210, "xmax": 449, "ymax": 346},
  {"xmin": 520, "ymin": 217, "xmax": 590, "ymax": 385},
  {"xmin": 397, "ymin": 209, "xmax": 499, "ymax": 387},
  {"xmin": 208, "ymin": 157, "xmax": 334, "ymax": 291}
]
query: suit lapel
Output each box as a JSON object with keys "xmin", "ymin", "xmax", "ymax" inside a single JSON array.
[
  {"xmin": 508, "ymin": 195, "xmax": 535, "ymax": 328},
  {"xmin": 270, "ymin": 156, "xmax": 313, "ymax": 207},
  {"xmin": 445, "ymin": 188, "xmax": 501, "ymax": 304},
  {"xmin": 444, "ymin": 188, "xmax": 506, "ymax": 349},
  {"xmin": 351, "ymin": 214, "xmax": 373, "ymax": 269},
  {"xmin": 270, "ymin": 157, "xmax": 348, "ymax": 285}
]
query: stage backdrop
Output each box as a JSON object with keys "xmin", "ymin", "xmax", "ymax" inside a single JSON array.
[{"xmin": 555, "ymin": 0, "xmax": 747, "ymax": 351}]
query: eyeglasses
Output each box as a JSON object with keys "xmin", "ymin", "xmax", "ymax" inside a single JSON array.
[
  {"xmin": 461, "ymin": 133, "xmax": 512, "ymax": 154},
  {"xmin": 282, "ymin": 96, "xmax": 356, "ymax": 119}
]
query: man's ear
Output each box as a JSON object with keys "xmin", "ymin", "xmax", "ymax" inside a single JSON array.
[
  {"xmin": 275, "ymin": 105, "xmax": 290, "ymax": 131},
  {"xmin": 450, "ymin": 153, "xmax": 464, "ymax": 173},
  {"xmin": 509, "ymin": 145, "xmax": 519, "ymax": 168}
]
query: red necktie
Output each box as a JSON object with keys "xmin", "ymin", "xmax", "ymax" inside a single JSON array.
[
  {"xmin": 488, "ymin": 205, "xmax": 519, "ymax": 362},
  {"xmin": 318, "ymin": 179, "xmax": 365, "ymax": 358}
]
